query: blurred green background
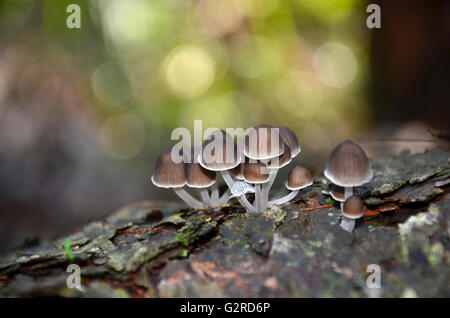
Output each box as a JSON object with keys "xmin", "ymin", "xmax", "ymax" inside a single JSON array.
[{"xmin": 0, "ymin": 0, "xmax": 448, "ymax": 252}]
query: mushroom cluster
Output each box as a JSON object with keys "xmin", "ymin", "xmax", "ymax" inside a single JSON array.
[
  {"xmin": 323, "ymin": 140, "xmax": 373, "ymax": 232},
  {"xmin": 151, "ymin": 125, "xmax": 311, "ymax": 212}
]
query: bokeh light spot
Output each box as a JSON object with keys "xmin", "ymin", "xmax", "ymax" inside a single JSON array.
[
  {"xmin": 164, "ymin": 45, "xmax": 216, "ymax": 99},
  {"xmin": 313, "ymin": 42, "xmax": 357, "ymax": 88},
  {"xmin": 102, "ymin": 0, "xmax": 154, "ymax": 47}
]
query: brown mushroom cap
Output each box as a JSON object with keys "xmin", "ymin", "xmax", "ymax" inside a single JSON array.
[
  {"xmin": 243, "ymin": 161, "xmax": 271, "ymax": 184},
  {"xmin": 151, "ymin": 148, "xmax": 186, "ymax": 188},
  {"xmin": 286, "ymin": 165, "xmax": 313, "ymax": 190},
  {"xmin": 230, "ymin": 162, "xmax": 245, "ymax": 180},
  {"xmin": 266, "ymin": 143, "xmax": 292, "ymax": 169},
  {"xmin": 244, "ymin": 125, "xmax": 284, "ymax": 160},
  {"xmin": 329, "ymin": 184, "xmax": 345, "ymax": 202},
  {"xmin": 199, "ymin": 129, "xmax": 242, "ymax": 171},
  {"xmin": 276, "ymin": 126, "xmax": 301, "ymax": 158},
  {"xmin": 324, "ymin": 140, "xmax": 373, "ymax": 187},
  {"xmin": 342, "ymin": 195, "xmax": 364, "ymax": 219},
  {"xmin": 186, "ymin": 163, "xmax": 216, "ymax": 188}
]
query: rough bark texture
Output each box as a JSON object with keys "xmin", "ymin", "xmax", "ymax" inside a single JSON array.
[{"xmin": 1, "ymin": 150, "xmax": 449, "ymax": 297}]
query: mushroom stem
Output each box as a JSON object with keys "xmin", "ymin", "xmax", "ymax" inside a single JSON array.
[
  {"xmin": 262, "ymin": 170, "xmax": 277, "ymax": 210},
  {"xmin": 173, "ymin": 188, "xmax": 204, "ymax": 209},
  {"xmin": 340, "ymin": 216, "xmax": 355, "ymax": 232},
  {"xmin": 198, "ymin": 189, "xmax": 210, "ymax": 207},
  {"xmin": 254, "ymin": 184, "xmax": 263, "ymax": 212},
  {"xmin": 211, "ymin": 182, "xmax": 219, "ymax": 203},
  {"xmin": 217, "ymin": 189, "xmax": 231, "ymax": 205},
  {"xmin": 268, "ymin": 190, "xmax": 299, "ymax": 207},
  {"xmin": 344, "ymin": 187, "xmax": 353, "ymax": 200},
  {"xmin": 221, "ymin": 170, "xmax": 255, "ymax": 212}
]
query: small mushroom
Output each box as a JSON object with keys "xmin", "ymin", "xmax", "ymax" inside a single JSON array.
[
  {"xmin": 244, "ymin": 125, "xmax": 285, "ymax": 212},
  {"xmin": 324, "ymin": 140, "xmax": 373, "ymax": 201},
  {"xmin": 268, "ymin": 165, "xmax": 312, "ymax": 207},
  {"xmin": 186, "ymin": 160, "xmax": 216, "ymax": 207},
  {"xmin": 243, "ymin": 161, "xmax": 271, "ymax": 212},
  {"xmin": 264, "ymin": 126, "xmax": 300, "ymax": 207},
  {"xmin": 340, "ymin": 195, "xmax": 364, "ymax": 232},
  {"xmin": 151, "ymin": 148, "xmax": 203, "ymax": 209}
]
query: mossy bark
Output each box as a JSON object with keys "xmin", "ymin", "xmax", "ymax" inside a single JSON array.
[{"xmin": 1, "ymin": 150, "xmax": 449, "ymax": 297}]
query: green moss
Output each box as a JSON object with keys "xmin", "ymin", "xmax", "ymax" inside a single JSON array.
[{"xmin": 64, "ymin": 238, "xmax": 74, "ymax": 263}]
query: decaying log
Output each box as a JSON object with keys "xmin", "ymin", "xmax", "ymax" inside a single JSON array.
[{"xmin": 0, "ymin": 150, "xmax": 449, "ymax": 297}]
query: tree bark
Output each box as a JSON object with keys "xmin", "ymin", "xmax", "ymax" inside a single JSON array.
[{"xmin": 1, "ymin": 149, "xmax": 449, "ymax": 297}]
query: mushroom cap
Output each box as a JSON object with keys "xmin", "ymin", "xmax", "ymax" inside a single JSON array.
[
  {"xmin": 244, "ymin": 125, "xmax": 284, "ymax": 160},
  {"xmin": 286, "ymin": 165, "xmax": 313, "ymax": 190},
  {"xmin": 151, "ymin": 148, "xmax": 186, "ymax": 188},
  {"xmin": 230, "ymin": 162, "xmax": 245, "ymax": 180},
  {"xmin": 324, "ymin": 140, "xmax": 373, "ymax": 187},
  {"xmin": 276, "ymin": 126, "xmax": 301, "ymax": 158},
  {"xmin": 186, "ymin": 163, "xmax": 216, "ymax": 188},
  {"xmin": 266, "ymin": 143, "xmax": 292, "ymax": 169},
  {"xmin": 243, "ymin": 161, "xmax": 271, "ymax": 184},
  {"xmin": 329, "ymin": 184, "xmax": 345, "ymax": 202},
  {"xmin": 199, "ymin": 129, "xmax": 242, "ymax": 171},
  {"xmin": 342, "ymin": 195, "xmax": 364, "ymax": 219}
]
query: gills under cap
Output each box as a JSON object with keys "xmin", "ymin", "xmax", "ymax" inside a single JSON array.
[
  {"xmin": 151, "ymin": 148, "xmax": 187, "ymax": 188},
  {"xmin": 286, "ymin": 165, "xmax": 313, "ymax": 190},
  {"xmin": 342, "ymin": 195, "xmax": 364, "ymax": 219},
  {"xmin": 324, "ymin": 140, "xmax": 373, "ymax": 187}
]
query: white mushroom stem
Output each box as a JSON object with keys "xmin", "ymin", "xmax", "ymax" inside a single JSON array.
[
  {"xmin": 340, "ymin": 217, "xmax": 355, "ymax": 232},
  {"xmin": 211, "ymin": 182, "xmax": 219, "ymax": 203},
  {"xmin": 217, "ymin": 189, "xmax": 231, "ymax": 205},
  {"xmin": 268, "ymin": 190, "xmax": 299, "ymax": 207},
  {"xmin": 221, "ymin": 170, "xmax": 255, "ymax": 213},
  {"xmin": 339, "ymin": 186, "xmax": 355, "ymax": 232},
  {"xmin": 198, "ymin": 189, "xmax": 210, "ymax": 207},
  {"xmin": 261, "ymin": 170, "xmax": 277, "ymax": 211},
  {"xmin": 173, "ymin": 188, "xmax": 204, "ymax": 209},
  {"xmin": 254, "ymin": 184, "xmax": 263, "ymax": 212}
]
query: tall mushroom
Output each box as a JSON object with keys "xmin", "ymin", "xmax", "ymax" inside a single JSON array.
[
  {"xmin": 340, "ymin": 195, "xmax": 364, "ymax": 232},
  {"xmin": 198, "ymin": 129, "xmax": 253, "ymax": 211},
  {"xmin": 324, "ymin": 140, "xmax": 372, "ymax": 231},
  {"xmin": 151, "ymin": 148, "xmax": 203, "ymax": 209},
  {"xmin": 243, "ymin": 161, "xmax": 271, "ymax": 212},
  {"xmin": 324, "ymin": 140, "xmax": 373, "ymax": 201},
  {"xmin": 268, "ymin": 165, "xmax": 312, "ymax": 207},
  {"xmin": 244, "ymin": 125, "xmax": 284, "ymax": 212},
  {"xmin": 263, "ymin": 126, "xmax": 300, "ymax": 206}
]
